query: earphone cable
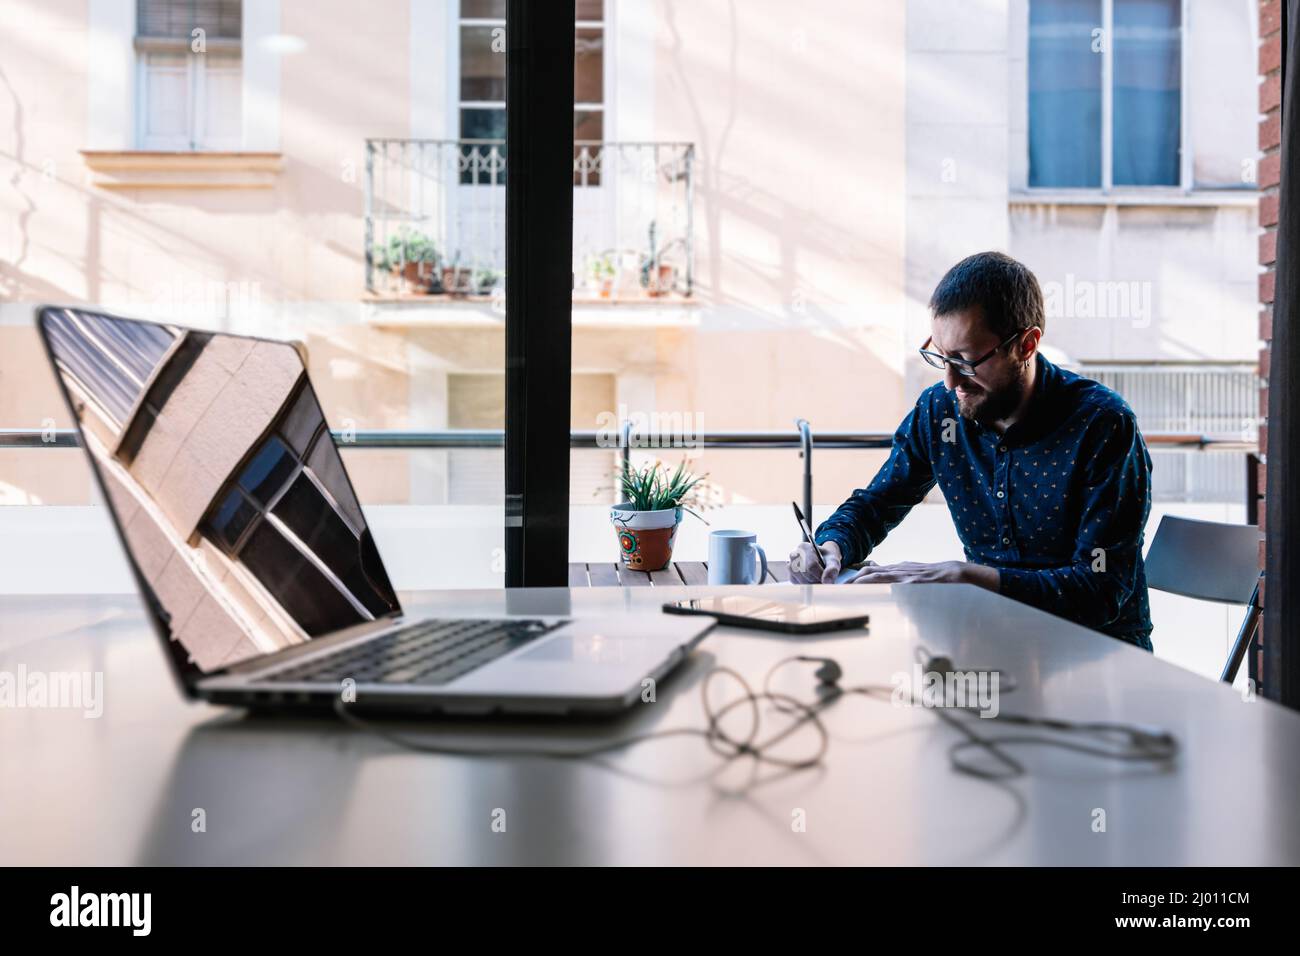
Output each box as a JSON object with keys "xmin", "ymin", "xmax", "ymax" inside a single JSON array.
[{"xmin": 333, "ymin": 650, "xmax": 1178, "ymax": 781}]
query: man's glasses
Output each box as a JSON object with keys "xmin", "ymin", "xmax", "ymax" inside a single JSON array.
[{"xmin": 919, "ymin": 331, "xmax": 1023, "ymax": 378}]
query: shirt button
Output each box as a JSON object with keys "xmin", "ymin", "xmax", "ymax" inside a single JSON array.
[
  {"xmin": 996, "ymin": 491, "xmax": 1005, "ymax": 498},
  {"xmin": 1002, "ymin": 537, "xmax": 1010, "ymax": 545},
  {"xmin": 998, "ymin": 445, "xmax": 1007, "ymax": 453}
]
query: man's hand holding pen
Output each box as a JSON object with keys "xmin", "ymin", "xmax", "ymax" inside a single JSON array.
[{"xmin": 789, "ymin": 539, "xmax": 843, "ymax": 584}]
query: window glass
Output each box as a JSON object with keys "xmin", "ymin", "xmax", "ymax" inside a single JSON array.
[
  {"xmin": 307, "ymin": 433, "xmax": 364, "ymax": 531},
  {"xmin": 460, "ymin": 25, "xmax": 506, "ymax": 101},
  {"xmin": 272, "ymin": 472, "xmax": 350, "ymax": 552},
  {"xmin": 198, "ymin": 407, "xmax": 400, "ymax": 638},
  {"xmin": 272, "ymin": 474, "xmax": 396, "ymax": 618},
  {"xmin": 460, "ymin": 106, "xmax": 507, "ymax": 142},
  {"xmin": 137, "ymin": 0, "xmax": 242, "ymax": 39},
  {"xmin": 574, "ymin": 109, "xmax": 603, "ymax": 142},
  {"xmin": 460, "ymin": 0, "xmax": 505, "ymax": 18},
  {"xmin": 237, "ymin": 435, "xmax": 296, "ymax": 507},
  {"xmin": 239, "ymin": 520, "xmax": 365, "ymax": 637},
  {"xmin": 209, "ymin": 487, "xmax": 257, "ymax": 552},
  {"xmin": 280, "ymin": 385, "xmax": 323, "ymax": 457},
  {"xmin": 575, "ymin": 27, "xmax": 604, "ymax": 103},
  {"xmin": 457, "ymin": 1, "xmax": 604, "ymax": 191},
  {"xmin": 1113, "ymin": 0, "xmax": 1181, "ymax": 186},
  {"xmin": 142, "ymin": 53, "xmax": 189, "ymax": 147},
  {"xmin": 201, "ymin": 54, "xmax": 243, "ymax": 148},
  {"xmin": 1028, "ymin": 0, "xmax": 1103, "ymax": 188}
]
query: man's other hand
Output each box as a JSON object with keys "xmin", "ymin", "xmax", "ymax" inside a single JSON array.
[
  {"xmin": 843, "ymin": 560, "xmax": 999, "ymax": 591},
  {"xmin": 788, "ymin": 539, "xmax": 842, "ymax": 584}
]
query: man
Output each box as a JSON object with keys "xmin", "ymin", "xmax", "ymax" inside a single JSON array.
[{"xmin": 790, "ymin": 251, "xmax": 1154, "ymax": 649}]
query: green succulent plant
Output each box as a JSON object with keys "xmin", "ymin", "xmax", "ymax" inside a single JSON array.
[
  {"xmin": 377, "ymin": 229, "xmax": 440, "ymax": 271},
  {"xmin": 587, "ymin": 251, "xmax": 617, "ymax": 280},
  {"xmin": 473, "ymin": 267, "xmax": 502, "ymax": 293},
  {"xmin": 618, "ymin": 459, "xmax": 707, "ymax": 521}
]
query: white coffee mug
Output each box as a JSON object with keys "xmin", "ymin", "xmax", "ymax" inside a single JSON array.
[{"xmin": 707, "ymin": 530, "xmax": 769, "ymax": 585}]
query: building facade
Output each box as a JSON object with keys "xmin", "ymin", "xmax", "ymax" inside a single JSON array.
[{"xmin": 0, "ymin": 0, "xmax": 1261, "ymax": 525}]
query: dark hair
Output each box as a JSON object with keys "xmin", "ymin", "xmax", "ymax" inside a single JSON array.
[{"xmin": 928, "ymin": 251, "xmax": 1045, "ymax": 339}]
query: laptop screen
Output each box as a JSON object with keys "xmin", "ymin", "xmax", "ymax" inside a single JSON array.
[{"xmin": 40, "ymin": 308, "xmax": 402, "ymax": 676}]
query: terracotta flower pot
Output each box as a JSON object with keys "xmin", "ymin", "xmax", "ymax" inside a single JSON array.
[
  {"xmin": 647, "ymin": 263, "xmax": 675, "ymax": 297},
  {"xmin": 395, "ymin": 261, "xmax": 434, "ymax": 293},
  {"xmin": 442, "ymin": 266, "xmax": 471, "ymax": 297},
  {"xmin": 610, "ymin": 502, "xmax": 682, "ymax": 572}
]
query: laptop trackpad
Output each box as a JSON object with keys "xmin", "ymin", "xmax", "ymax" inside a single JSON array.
[{"xmin": 517, "ymin": 632, "xmax": 650, "ymax": 664}]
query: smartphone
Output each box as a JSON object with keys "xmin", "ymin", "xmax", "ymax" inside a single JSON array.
[{"xmin": 662, "ymin": 597, "xmax": 870, "ymax": 634}]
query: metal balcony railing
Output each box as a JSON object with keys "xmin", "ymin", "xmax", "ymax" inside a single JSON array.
[
  {"xmin": 1082, "ymin": 363, "xmax": 1261, "ymax": 503},
  {"xmin": 364, "ymin": 139, "xmax": 694, "ymax": 299},
  {"xmin": 0, "ymin": 427, "xmax": 1259, "ymax": 515},
  {"xmin": 1082, "ymin": 364, "xmax": 1260, "ymax": 433}
]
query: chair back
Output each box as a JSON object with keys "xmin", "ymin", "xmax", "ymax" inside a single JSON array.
[{"xmin": 1145, "ymin": 515, "xmax": 1260, "ymax": 605}]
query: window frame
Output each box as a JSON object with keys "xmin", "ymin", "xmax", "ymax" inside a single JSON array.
[
  {"xmin": 134, "ymin": 21, "xmax": 243, "ymax": 150},
  {"xmin": 450, "ymin": 1, "xmax": 611, "ymax": 150},
  {"xmin": 574, "ymin": 5, "xmax": 608, "ymax": 142},
  {"xmin": 1025, "ymin": 0, "xmax": 1191, "ymax": 194},
  {"xmin": 200, "ymin": 386, "xmax": 383, "ymax": 626}
]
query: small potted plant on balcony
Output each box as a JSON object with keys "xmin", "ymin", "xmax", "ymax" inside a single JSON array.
[
  {"xmin": 638, "ymin": 223, "xmax": 680, "ymax": 297},
  {"xmin": 442, "ymin": 251, "xmax": 473, "ymax": 298},
  {"xmin": 585, "ymin": 252, "xmax": 617, "ymax": 298},
  {"xmin": 610, "ymin": 459, "xmax": 708, "ymax": 572},
  {"xmin": 378, "ymin": 229, "xmax": 440, "ymax": 294},
  {"xmin": 640, "ymin": 255, "xmax": 677, "ymax": 297},
  {"xmin": 473, "ymin": 267, "xmax": 502, "ymax": 297}
]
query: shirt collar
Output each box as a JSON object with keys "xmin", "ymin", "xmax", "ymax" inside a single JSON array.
[{"xmin": 1002, "ymin": 353, "xmax": 1060, "ymax": 445}]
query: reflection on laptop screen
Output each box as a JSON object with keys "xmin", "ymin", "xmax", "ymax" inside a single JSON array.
[{"xmin": 42, "ymin": 308, "xmax": 401, "ymax": 674}]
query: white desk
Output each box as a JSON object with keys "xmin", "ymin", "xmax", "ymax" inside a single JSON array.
[{"xmin": 1, "ymin": 583, "xmax": 1298, "ymax": 865}]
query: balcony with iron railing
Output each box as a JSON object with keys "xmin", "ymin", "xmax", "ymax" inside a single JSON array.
[{"xmin": 363, "ymin": 139, "xmax": 695, "ymax": 314}]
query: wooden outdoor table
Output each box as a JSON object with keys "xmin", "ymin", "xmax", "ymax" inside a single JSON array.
[{"xmin": 568, "ymin": 560, "xmax": 792, "ymax": 586}]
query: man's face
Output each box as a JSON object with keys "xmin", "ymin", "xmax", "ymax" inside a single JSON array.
[{"xmin": 930, "ymin": 308, "xmax": 1026, "ymax": 425}]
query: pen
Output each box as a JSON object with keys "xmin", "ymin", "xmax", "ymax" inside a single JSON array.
[{"xmin": 791, "ymin": 502, "xmax": 827, "ymax": 572}]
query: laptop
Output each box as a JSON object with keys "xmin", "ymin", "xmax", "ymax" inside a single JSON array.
[{"xmin": 36, "ymin": 306, "xmax": 713, "ymax": 715}]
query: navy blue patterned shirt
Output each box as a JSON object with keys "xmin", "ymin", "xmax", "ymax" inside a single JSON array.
[{"xmin": 814, "ymin": 355, "xmax": 1154, "ymax": 648}]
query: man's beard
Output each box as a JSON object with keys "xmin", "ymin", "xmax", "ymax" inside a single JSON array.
[{"xmin": 955, "ymin": 373, "xmax": 1027, "ymax": 426}]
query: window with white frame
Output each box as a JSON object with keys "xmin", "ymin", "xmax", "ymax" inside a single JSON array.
[
  {"xmin": 1028, "ymin": 0, "xmax": 1182, "ymax": 189},
  {"xmin": 574, "ymin": 0, "xmax": 607, "ymax": 145},
  {"xmin": 200, "ymin": 379, "xmax": 400, "ymax": 637},
  {"xmin": 136, "ymin": 0, "xmax": 243, "ymax": 150},
  {"xmin": 457, "ymin": 0, "xmax": 606, "ymax": 184}
]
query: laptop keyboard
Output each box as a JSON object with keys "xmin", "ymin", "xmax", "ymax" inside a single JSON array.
[{"xmin": 256, "ymin": 617, "xmax": 568, "ymax": 687}]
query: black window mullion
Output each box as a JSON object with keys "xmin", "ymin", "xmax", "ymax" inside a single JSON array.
[{"xmin": 504, "ymin": 0, "xmax": 574, "ymax": 587}]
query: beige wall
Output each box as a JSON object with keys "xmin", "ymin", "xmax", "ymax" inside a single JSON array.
[
  {"xmin": 0, "ymin": 0, "xmax": 911, "ymax": 513},
  {"xmin": 641, "ymin": 0, "xmax": 907, "ymax": 502}
]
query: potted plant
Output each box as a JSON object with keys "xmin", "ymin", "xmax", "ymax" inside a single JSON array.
[
  {"xmin": 640, "ymin": 229, "xmax": 684, "ymax": 297},
  {"xmin": 473, "ymin": 267, "xmax": 502, "ymax": 297},
  {"xmin": 640, "ymin": 256, "xmax": 676, "ymax": 297},
  {"xmin": 586, "ymin": 252, "xmax": 617, "ymax": 298},
  {"xmin": 442, "ymin": 251, "xmax": 473, "ymax": 297},
  {"xmin": 610, "ymin": 459, "xmax": 708, "ymax": 572},
  {"xmin": 378, "ymin": 229, "xmax": 439, "ymax": 293}
]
